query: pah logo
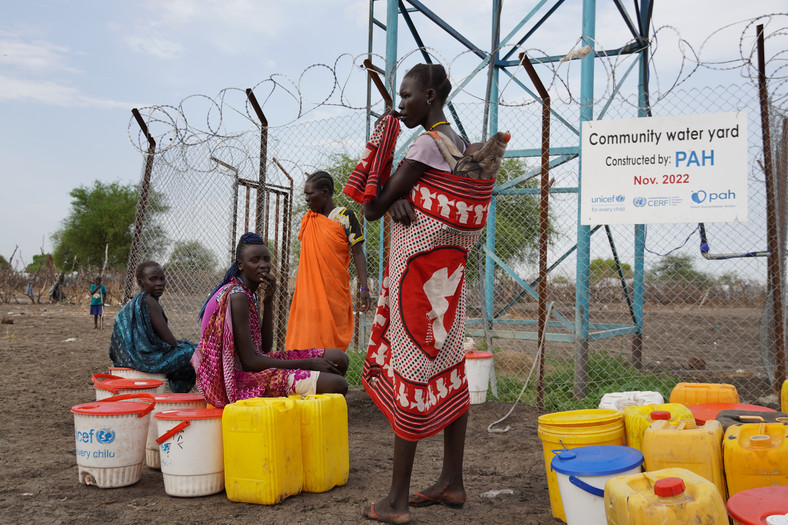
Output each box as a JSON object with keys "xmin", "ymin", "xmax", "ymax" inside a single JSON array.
[
  {"xmin": 692, "ymin": 189, "xmax": 736, "ymax": 204},
  {"xmin": 633, "ymin": 196, "xmax": 646, "ymax": 208},
  {"xmin": 96, "ymin": 428, "xmax": 116, "ymax": 444},
  {"xmin": 691, "ymin": 190, "xmax": 707, "ymax": 204}
]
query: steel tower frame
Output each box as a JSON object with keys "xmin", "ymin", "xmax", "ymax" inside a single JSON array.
[{"xmin": 367, "ymin": 0, "xmax": 654, "ymax": 396}]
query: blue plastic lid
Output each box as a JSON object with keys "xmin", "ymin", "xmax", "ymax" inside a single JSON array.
[{"xmin": 550, "ymin": 445, "xmax": 643, "ymax": 476}]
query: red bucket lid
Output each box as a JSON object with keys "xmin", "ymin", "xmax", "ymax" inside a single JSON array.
[
  {"xmin": 466, "ymin": 350, "xmax": 494, "ymax": 359},
  {"xmin": 688, "ymin": 403, "xmax": 776, "ymax": 424},
  {"xmin": 727, "ymin": 486, "xmax": 788, "ymax": 523},
  {"xmin": 94, "ymin": 378, "xmax": 163, "ymax": 394},
  {"xmin": 72, "ymin": 392, "xmax": 156, "ymax": 417},
  {"xmin": 154, "ymin": 408, "xmax": 223, "ymax": 421},
  {"xmin": 153, "ymin": 393, "xmax": 205, "ymax": 404}
]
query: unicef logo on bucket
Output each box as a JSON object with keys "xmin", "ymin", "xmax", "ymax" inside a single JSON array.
[
  {"xmin": 633, "ymin": 196, "xmax": 646, "ymax": 208},
  {"xmin": 96, "ymin": 428, "xmax": 116, "ymax": 444},
  {"xmin": 691, "ymin": 190, "xmax": 707, "ymax": 203}
]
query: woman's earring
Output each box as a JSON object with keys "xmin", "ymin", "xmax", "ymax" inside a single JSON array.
[{"xmin": 427, "ymin": 99, "xmax": 432, "ymax": 105}]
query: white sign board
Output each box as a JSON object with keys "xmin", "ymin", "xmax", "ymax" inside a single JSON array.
[{"xmin": 580, "ymin": 112, "xmax": 748, "ymax": 225}]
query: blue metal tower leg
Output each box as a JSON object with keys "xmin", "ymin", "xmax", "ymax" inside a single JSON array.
[
  {"xmin": 632, "ymin": 21, "xmax": 649, "ymax": 370},
  {"xmin": 574, "ymin": 0, "xmax": 596, "ymax": 398},
  {"xmin": 484, "ymin": 0, "xmax": 501, "ymax": 331}
]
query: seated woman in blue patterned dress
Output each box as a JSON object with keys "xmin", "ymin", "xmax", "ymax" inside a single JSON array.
[{"xmin": 108, "ymin": 261, "xmax": 196, "ymax": 393}]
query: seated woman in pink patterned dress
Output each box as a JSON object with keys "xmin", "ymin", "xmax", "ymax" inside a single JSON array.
[{"xmin": 191, "ymin": 232, "xmax": 348, "ymax": 408}]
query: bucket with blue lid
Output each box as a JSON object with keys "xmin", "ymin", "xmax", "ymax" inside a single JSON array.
[{"xmin": 551, "ymin": 445, "xmax": 643, "ymax": 525}]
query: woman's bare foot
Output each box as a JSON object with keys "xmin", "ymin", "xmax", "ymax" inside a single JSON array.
[{"xmin": 362, "ymin": 497, "xmax": 411, "ymax": 524}]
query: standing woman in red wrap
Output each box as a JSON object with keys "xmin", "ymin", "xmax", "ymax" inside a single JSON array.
[{"xmin": 360, "ymin": 63, "xmax": 508, "ymax": 524}]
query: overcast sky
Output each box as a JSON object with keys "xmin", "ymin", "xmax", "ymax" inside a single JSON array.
[{"xmin": 1, "ymin": 1, "xmax": 784, "ymax": 268}]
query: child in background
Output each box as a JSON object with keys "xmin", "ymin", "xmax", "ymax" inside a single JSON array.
[
  {"xmin": 89, "ymin": 276, "xmax": 107, "ymax": 329},
  {"xmin": 109, "ymin": 261, "xmax": 196, "ymax": 393}
]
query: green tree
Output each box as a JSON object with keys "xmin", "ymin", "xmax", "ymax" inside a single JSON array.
[
  {"xmin": 0, "ymin": 255, "xmax": 11, "ymax": 270},
  {"xmin": 493, "ymin": 157, "xmax": 556, "ymax": 267},
  {"xmin": 52, "ymin": 181, "xmax": 168, "ymax": 269},
  {"xmin": 648, "ymin": 254, "xmax": 712, "ymax": 286},
  {"xmin": 166, "ymin": 240, "xmax": 218, "ymax": 272},
  {"xmin": 24, "ymin": 254, "xmax": 53, "ymax": 273},
  {"xmin": 589, "ymin": 257, "xmax": 633, "ymax": 284}
]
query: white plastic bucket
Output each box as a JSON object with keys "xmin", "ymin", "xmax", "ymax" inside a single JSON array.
[
  {"xmin": 551, "ymin": 445, "xmax": 643, "ymax": 525},
  {"xmin": 71, "ymin": 393, "xmax": 156, "ymax": 488},
  {"xmin": 93, "ymin": 373, "xmax": 165, "ymax": 401},
  {"xmin": 598, "ymin": 391, "xmax": 664, "ymax": 411},
  {"xmin": 145, "ymin": 393, "xmax": 206, "ymax": 469},
  {"xmin": 155, "ymin": 408, "xmax": 224, "ymax": 497},
  {"xmin": 109, "ymin": 367, "xmax": 168, "ymax": 388},
  {"xmin": 465, "ymin": 351, "xmax": 494, "ymax": 404}
]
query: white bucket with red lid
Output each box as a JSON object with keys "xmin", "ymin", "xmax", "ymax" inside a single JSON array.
[
  {"xmin": 155, "ymin": 408, "xmax": 224, "ymax": 497},
  {"xmin": 145, "ymin": 393, "xmax": 206, "ymax": 469},
  {"xmin": 93, "ymin": 373, "xmax": 164, "ymax": 401},
  {"xmin": 465, "ymin": 351, "xmax": 494, "ymax": 404},
  {"xmin": 71, "ymin": 393, "xmax": 156, "ymax": 488},
  {"xmin": 109, "ymin": 367, "xmax": 168, "ymax": 386}
]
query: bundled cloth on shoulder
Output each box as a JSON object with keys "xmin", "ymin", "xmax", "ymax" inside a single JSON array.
[
  {"xmin": 109, "ymin": 292, "xmax": 196, "ymax": 393},
  {"xmin": 343, "ymin": 115, "xmax": 401, "ymax": 204}
]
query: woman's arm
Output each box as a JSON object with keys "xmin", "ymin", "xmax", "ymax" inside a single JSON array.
[
  {"xmin": 363, "ymin": 158, "xmax": 428, "ymax": 224},
  {"xmin": 146, "ymin": 294, "xmax": 178, "ymax": 347},
  {"xmin": 351, "ymin": 241, "xmax": 371, "ymax": 312},
  {"xmin": 230, "ymin": 292, "xmax": 343, "ymax": 374}
]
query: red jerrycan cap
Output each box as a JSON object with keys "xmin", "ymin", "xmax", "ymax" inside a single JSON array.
[
  {"xmin": 654, "ymin": 477, "xmax": 686, "ymax": 497},
  {"xmin": 650, "ymin": 410, "xmax": 671, "ymax": 420}
]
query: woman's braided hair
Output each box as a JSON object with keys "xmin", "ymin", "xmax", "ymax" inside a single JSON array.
[
  {"xmin": 405, "ymin": 64, "xmax": 452, "ymax": 106},
  {"xmin": 306, "ymin": 171, "xmax": 335, "ymax": 195}
]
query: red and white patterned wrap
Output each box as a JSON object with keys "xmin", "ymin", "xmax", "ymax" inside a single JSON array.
[{"xmin": 362, "ymin": 168, "xmax": 496, "ymax": 441}]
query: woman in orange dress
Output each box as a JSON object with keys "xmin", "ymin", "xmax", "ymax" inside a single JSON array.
[{"xmin": 286, "ymin": 171, "xmax": 371, "ymax": 351}]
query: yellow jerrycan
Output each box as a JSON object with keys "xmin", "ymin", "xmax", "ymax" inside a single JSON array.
[
  {"xmin": 222, "ymin": 397, "xmax": 303, "ymax": 505},
  {"xmin": 723, "ymin": 421, "xmax": 788, "ymax": 497},
  {"xmin": 290, "ymin": 394, "xmax": 349, "ymax": 493},
  {"xmin": 642, "ymin": 417, "xmax": 726, "ymax": 500},
  {"xmin": 605, "ymin": 467, "xmax": 727, "ymax": 525},
  {"xmin": 669, "ymin": 382, "xmax": 739, "ymax": 405},
  {"xmin": 623, "ymin": 403, "xmax": 694, "ymax": 452}
]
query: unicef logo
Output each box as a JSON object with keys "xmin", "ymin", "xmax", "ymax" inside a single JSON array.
[
  {"xmin": 615, "ymin": 195, "xmax": 625, "ymax": 203},
  {"xmin": 691, "ymin": 190, "xmax": 707, "ymax": 204},
  {"xmin": 633, "ymin": 196, "xmax": 646, "ymax": 207},
  {"xmin": 96, "ymin": 428, "xmax": 116, "ymax": 444}
]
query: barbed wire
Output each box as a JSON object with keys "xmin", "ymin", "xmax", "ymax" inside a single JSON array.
[{"xmin": 128, "ymin": 14, "xmax": 787, "ymax": 160}]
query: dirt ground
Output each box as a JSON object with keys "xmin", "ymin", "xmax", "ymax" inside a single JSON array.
[{"xmin": 0, "ymin": 302, "xmax": 558, "ymax": 525}]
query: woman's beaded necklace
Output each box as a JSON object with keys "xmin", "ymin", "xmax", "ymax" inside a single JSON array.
[{"xmin": 429, "ymin": 121, "xmax": 450, "ymax": 131}]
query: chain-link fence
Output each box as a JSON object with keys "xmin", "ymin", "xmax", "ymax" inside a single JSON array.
[{"xmin": 124, "ymin": 43, "xmax": 786, "ymax": 408}]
